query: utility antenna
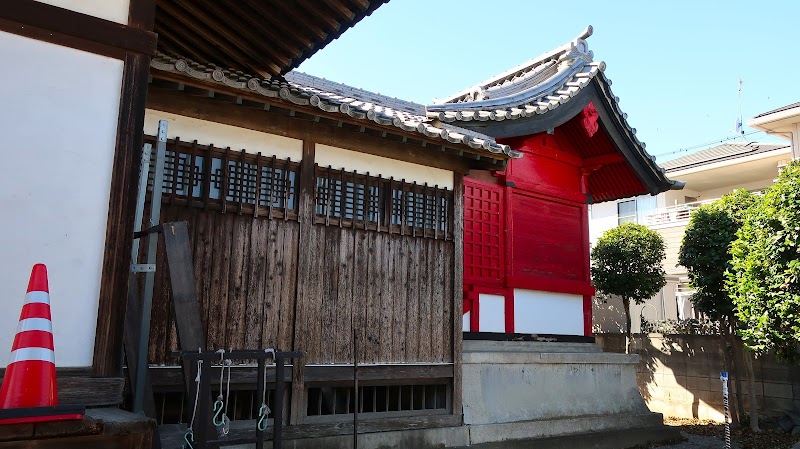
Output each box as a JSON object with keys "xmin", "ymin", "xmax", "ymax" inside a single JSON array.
[{"xmin": 735, "ymin": 79, "xmax": 745, "ymax": 136}]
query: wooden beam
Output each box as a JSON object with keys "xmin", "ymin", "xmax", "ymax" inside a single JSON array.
[
  {"xmin": 0, "ymin": 0, "xmax": 157, "ymax": 57},
  {"xmin": 319, "ymin": 0, "xmax": 356, "ymax": 20},
  {"xmin": 93, "ymin": 51, "xmax": 151, "ymax": 377},
  {"xmin": 170, "ymin": 0, "xmax": 294, "ymax": 71},
  {"xmin": 0, "ymin": 369, "xmax": 124, "ymax": 407},
  {"xmin": 147, "ymin": 364, "xmax": 452, "ymax": 388},
  {"xmin": 147, "ymin": 86, "xmax": 477, "ymax": 173},
  {"xmin": 451, "ymin": 173, "xmax": 464, "ymax": 417},
  {"xmin": 290, "ymin": 140, "xmax": 317, "ymax": 425},
  {"xmin": 583, "ymin": 152, "xmax": 624, "ymax": 167},
  {"xmin": 128, "ymin": 0, "xmax": 156, "ymax": 30},
  {"xmin": 270, "ymin": 1, "xmax": 328, "ymax": 40}
]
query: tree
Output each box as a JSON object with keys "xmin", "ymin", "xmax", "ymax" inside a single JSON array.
[
  {"xmin": 728, "ymin": 161, "xmax": 800, "ymax": 364},
  {"xmin": 678, "ymin": 189, "xmax": 759, "ymax": 430},
  {"xmin": 678, "ymin": 189, "xmax": 758, "ymax": 321},
  {"xmin": 591, "ymin": 222, "xmax": 666, "ymax": 352}
]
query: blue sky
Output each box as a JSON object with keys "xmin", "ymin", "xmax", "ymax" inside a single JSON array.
[{"xmin": 298, "ymin": 0, "xmax": 798, "ymax": 161}]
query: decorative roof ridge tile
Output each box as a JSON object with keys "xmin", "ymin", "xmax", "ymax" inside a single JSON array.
[
  {"xmin": 425, "ymin": 26, "xmax": 600, "ymax": 118},
  {"xmin": 432, "ymin": 25, "xmax": 594, "ymax": 106},
  {"xmin": 150, "ymin": 52, "xmax": 520, "ymax": 159}
]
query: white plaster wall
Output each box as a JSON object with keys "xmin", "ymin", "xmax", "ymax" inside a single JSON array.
[
  {"xmin": 699, "ymin": 179, "xmax": 773, "ymax": 200},
  {"xmin": 315, "ymin": 144, "xmax": 454, "ymax": 190},
  {"xmin": 0, "ymin": 31, "xmax": 124, "ymax": 367},
  {"xmin": 513, "ymin": 289, "xmax": 584, "ymax": 335},
  {"xmin": 144, "ymin": 110, "xmax": 303, "ymax": 161},
  {"xmin": 478, "ymin": 294, "xmax": 505, "ymax": 333},
  {"xmin": 463, "ymin": 311, "xmax": 471, "ymax": 332},
  {"xmin": 35, "ymin": 0, "xmax": 131, "ymax": 24},
  {"xmin": 588, "ymin": 201, "xmax": 617, "ymax": 245}
]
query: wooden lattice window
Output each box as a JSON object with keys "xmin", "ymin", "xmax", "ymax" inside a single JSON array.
[
  {"xmin": 306, "ymin": 384, "xmax": 449, "ymax": 419},
  {"xmin": 145, "ymin": 137, "xmax": 299, "ymax": 219},
  {"xmin": 464, "ymin": 180, "xmax": 504, "ymax": 285},
  {"xmin": 314, "ymin": 165, "xmax": 453, "ymax": 239}
]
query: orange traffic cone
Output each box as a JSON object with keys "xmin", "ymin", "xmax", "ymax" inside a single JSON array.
[{"xmin": 0, "ymin": 264, "xmax": 83, "ymax": 425}]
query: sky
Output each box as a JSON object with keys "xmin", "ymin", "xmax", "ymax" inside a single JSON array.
[{"xmin": 298, "ymin": 0, "xmax": 799, "ymax": 162}]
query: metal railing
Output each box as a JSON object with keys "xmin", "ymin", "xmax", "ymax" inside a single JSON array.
[{"xmin": 643, "ymin": 199, "xmax": 717, "ymax": 226}]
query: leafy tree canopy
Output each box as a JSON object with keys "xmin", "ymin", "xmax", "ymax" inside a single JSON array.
[
  {"xmin": 728, "ymin": 162, "xmax": 800, "ymax": 363},
  {"xmin": 591, "ymin": 222, "xmax": 667, "ymax": 304},
  {"xmin": 678, "ymin": 189, "xmax": 759, "ymax": 320}
]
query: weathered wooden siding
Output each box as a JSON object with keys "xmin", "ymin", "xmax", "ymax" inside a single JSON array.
[
  {"xmin": 296, "ymin": 226, "xmax": 455, "ymax": 365},
  {"xmin": 146, "ymin": 207, "xmax": 299, "ymax": 365},
  {"xmin": 145, "ymin": 181, "xmax": 456, "ymax": 367}
]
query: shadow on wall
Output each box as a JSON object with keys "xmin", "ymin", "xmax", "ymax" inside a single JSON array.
[
  {"xmin": 591, "ymin": 295, "xmax": 626, "ymax": 334},
  {"xmin": 597, "ymin": 334, "xmax": 729, "ymax": 421}
]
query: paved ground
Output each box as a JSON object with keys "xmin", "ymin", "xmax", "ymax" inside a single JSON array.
[{"xmin": 651, "ymin": 432, "xmax": 740, "ymax": 449}]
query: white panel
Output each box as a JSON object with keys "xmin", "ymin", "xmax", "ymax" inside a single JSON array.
[
  {"xmin": 0, "ymin": 31, "xmax": 124, "ymax": 367},
  {"xmin": 513, "ymin": 289, "xmax": 584, "ymax": 335},
  {"xmin": 35, "ymin": 0, "xmax": 131, "ymax": 24},
  {"xmin": 588, "ymin": 201, "xmax": 618, "ymax": 245},
  {"xmin": 144, "ymin": 110, "xmax": 303, "ymax": 161},
  {"xmin": 478, "ymin": 294, "xmax": 505, "ymax": 333},
  {"xmin": 463, "ymin": 311, "xmax": 471, "ymax": 332},
  {"xmin": 315, "ymin": 144, "xmax": 454, "ymax": 189}
]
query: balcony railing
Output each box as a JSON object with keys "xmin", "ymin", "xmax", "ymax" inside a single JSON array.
[{"xmin": 643, "ymin": 199, "xmax": 716, "ymax": 226}]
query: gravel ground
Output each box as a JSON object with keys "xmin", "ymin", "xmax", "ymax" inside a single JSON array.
[{"xmin": 642, "ymin": 418, "xmax": 800, "ymax": 449}]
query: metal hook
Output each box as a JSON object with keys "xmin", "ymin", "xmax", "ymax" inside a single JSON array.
[
  {"xmin": 257, "ymin": 404, "xmax": 270, "ymax": 431},
  {"xmin": 213, "ymin": 399, "xmax": 226, "ymax": 426},
  {"xmin": 182, "ymin": 428, "xmax": 194, "ymax": 449}
]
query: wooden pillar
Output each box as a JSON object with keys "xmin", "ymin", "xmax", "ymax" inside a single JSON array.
[
  {"xmin": 451, "ymin": 172, "xmax": 464, "ymax": 417},
  {"xmin": 93, "ymin": 0, "xmax": 157, "ymax": 377},
  {"xmin": 290, "ymin": 139, "xmax": 316, "ymax": 424}
]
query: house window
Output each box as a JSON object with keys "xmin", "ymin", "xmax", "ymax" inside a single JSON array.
[
  {"xmin": 617, "ymin": 199, "xmax": 636, "ymax": 224},
  {"xmin": 314, "ymin": 165, "xmax": 453, "ymax": 239}
]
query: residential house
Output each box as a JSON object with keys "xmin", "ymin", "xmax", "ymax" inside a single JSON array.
[
  {"xmin": 749, "ymin": 102, "xmax": 800, "ymax": 159},
  {"xmin": 591, "ymin": 142, "xmax": 791, "ymax": 333}
]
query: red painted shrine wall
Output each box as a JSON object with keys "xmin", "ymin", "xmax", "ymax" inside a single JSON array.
[{"xmin": 464, "ymin": 129, "xmax": 598, "ymax": 336}]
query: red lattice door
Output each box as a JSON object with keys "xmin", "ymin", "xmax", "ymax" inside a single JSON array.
[{"xmin": 463, "ymin": 179, "xmax": 505, "ymax": 287}]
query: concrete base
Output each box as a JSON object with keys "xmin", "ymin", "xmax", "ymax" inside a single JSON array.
[{"xmin": 461, "ymin": 341, "xmax": 675, "ymax": 447}]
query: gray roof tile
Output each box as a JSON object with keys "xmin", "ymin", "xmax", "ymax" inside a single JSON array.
[
  {"xmin": 150, "ymin": 52, "xmax": 521, "ymax": 159},
  {"xmin": 660, "ymin": 143, "xmax": 789, "ymax": 171},
  {"xmin": 753, "ymin": 102, "xmax": 800, "ymax": 119}
]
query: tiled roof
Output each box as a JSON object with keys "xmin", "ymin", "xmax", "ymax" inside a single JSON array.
[
  {"xmin": 753, "ymin": 102, "xmax": 800, "ymax": 119},
  {"xmin": 660, "ymin": 143, "xmax": 789, "ymax": 171},
  {"xmin": 427, "ymin": 27, "xmax": 608, "ymax": 121},
  {"xmin": 149, "ymin": 52, "xmax": 521, "ymax": 159}
]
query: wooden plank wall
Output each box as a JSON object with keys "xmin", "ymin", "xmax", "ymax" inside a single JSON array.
[
  {"xmin": 144, "ymin": 186, "xmax": 456, "ymax": 367},
  {"xmin": 298, "ymin": 226, "xmax": 455, "ymax": 365},
  {"xmin": 146, "ymin": 207, "xmax": 298, "ymax": 365}
]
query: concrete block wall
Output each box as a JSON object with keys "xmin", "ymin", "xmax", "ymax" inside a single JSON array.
[{"xmin": 596, "ymin": 334, "xmax": 800, "ymax": 422}]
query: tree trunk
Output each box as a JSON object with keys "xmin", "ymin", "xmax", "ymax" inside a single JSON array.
[
  {"xmin": 623, "ymin": 297, "xmax": 632, "ymax": 354},
  {"xmin": 743, "ymin": 346, "xmax": 761, "ymax": 432},
  {"xmin": 720, "ymin": 318, "xmax": 740, "ymax": 427}
]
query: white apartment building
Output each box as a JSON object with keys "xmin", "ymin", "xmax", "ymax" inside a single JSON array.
[{"xmin": 590, "ymin": 142, "xmax": 790, "ymax": 333}]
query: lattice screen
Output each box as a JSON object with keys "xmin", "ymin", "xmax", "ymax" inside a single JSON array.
[
  {"xmin": 315, "ymin": 165, "xmax": 453, "ymax": 239},
  {"xmin": 464, "ymin": 180, "xmax": 504, "ymax": 285},
  {"xmin": 146, "ymin": 138, "xmax": 298, "ymax": 219}
]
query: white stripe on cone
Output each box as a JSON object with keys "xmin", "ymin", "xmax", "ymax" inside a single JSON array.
[
  {"xmin": 25, "ymin": 291, "xmax": 50, "ymax": 304},
  {"xmin": 16, "ymin": 318, "xmax": 53, "ymax": 333},
  {"xmin": 10, "ymin": 347, "xmax": 55, "ymax": 363}
]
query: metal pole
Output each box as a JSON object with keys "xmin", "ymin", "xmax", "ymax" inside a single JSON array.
[
  {"xmin": 353, "ymin": 330, "xmax": 358, "ymax": 449},
  {"xmin": 275, "ymin": 354, "xmax": 285, "ymax": 449},
  {"xmin": 721, "ymin": 371, "xmax": 731, "ymax": 449},
  {"xmin": 134, "ymin": 121, "xmax": 167, "ymax": 413}
]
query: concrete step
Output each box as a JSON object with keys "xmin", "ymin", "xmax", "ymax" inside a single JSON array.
[{"xmin": 463, "ymin": 340, "xmax": 603, "ymax": 354}]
